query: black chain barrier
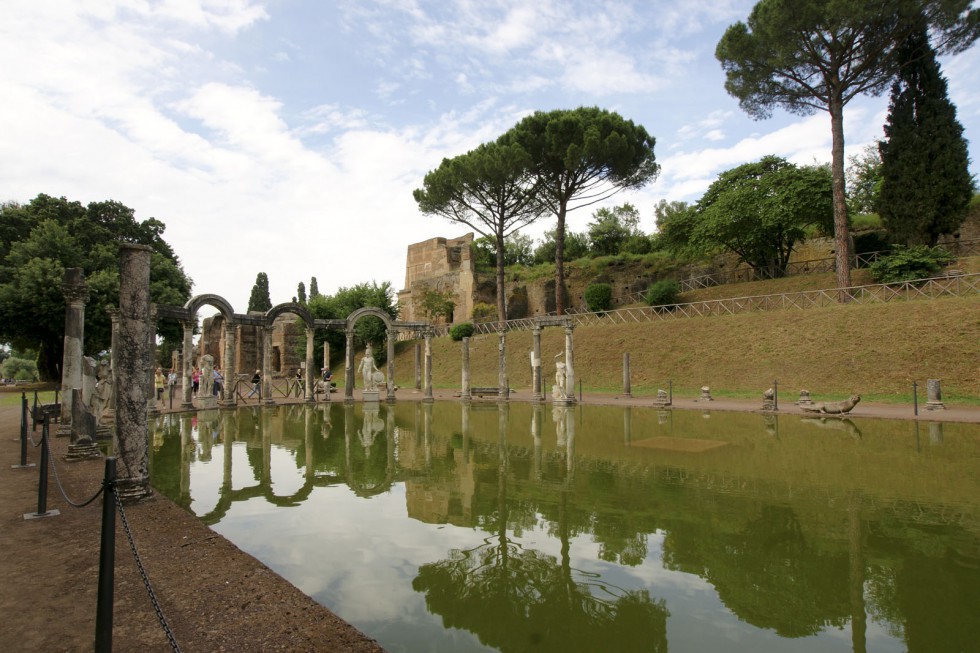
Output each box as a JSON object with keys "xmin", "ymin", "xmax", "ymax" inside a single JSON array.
[
  {"xmin": 112, "ymin": 487, "xmax": 182, "ymax": 653},
  {"xmin": 43, "ymin": 430, "xmax": 105, "ymax": 509}
]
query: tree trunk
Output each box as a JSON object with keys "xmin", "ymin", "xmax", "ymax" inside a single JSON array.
[
  {"xmin": 495, "ymin": 228, "xmax": 507, "ymax": 329},
  {"xmin": 830, "ymin": 97, "xmax": 853, "ymax": 296},
  {"xmin": 555, "ymin": 205, "xmax": 567, "ymax": 316}
]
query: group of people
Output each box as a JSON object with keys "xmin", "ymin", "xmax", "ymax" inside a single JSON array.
[{"xmin": 153, "ymin": 363, "xmax": 224, "ymax": 405}]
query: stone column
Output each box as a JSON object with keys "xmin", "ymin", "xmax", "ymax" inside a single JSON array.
[
  {"xmin": 221, "ymin": 322, "xmax": 236, "ymax": 406},
  {"xmin": 181, "ymin": 321, "xmax": 194, "ymax": 409},
  {"xmin": 262, "ymin": 326, "xmax": 274, "ymax": 404},
  {"xmin": 147, "ymin": 306, "xmax": 159, "ymax": 416},
  {"xmin": 623, "ymin": 353, "xmax": 632, "ymax": 398},
  {"xmin": 564, "ymin": 325, "xmax": 576, "ymax": 404},
  {"xmin": 106, "ymin": 308, "xmax": 120, "ymax": 421},
  {"xmin": 344, "ymin": 331, "xmax": 355, "ymax": 403},
  {"xmin": 423, "ymin": 330, "xmax": 434, "ymax": 403},
  {"xmin": 114, "ymin": 243, "xmax": 154, "ymax": 502},
  {"xmin": 531, "ymin": 326, "xmax": 542, "ymax": 402},
  {"xmin": 925, "ymin": 379, "xmax": 945, "ymax": 410},
  {"xmin": 59, "ymin": 268, "xmax": 89, "ymax": 434},
  {"xmin": 497, "ymin": 330, "xmax": 508, "ymax": 401},
  {"xmin": 414, "ymin": 342, "xmax": 422, "ymax": 390},
  {"xmin": 305, "ymin": 327, "xmax": 315, "ymax": 403},
  {"xmin": 461, "ymin": 337, "xmax": 471, "ymax": 401},
  {"xmin": 386, "ymin": 332, "xmax": 396, "ymax": 403}
]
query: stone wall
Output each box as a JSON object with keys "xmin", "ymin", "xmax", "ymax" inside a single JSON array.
[
  {"xmin": 197, "ymin": 313, "xmax": 304, "ymax": 379},
  {"xmin": 397, "ymin": 233, "xmax": 475, "ymax": 324}
]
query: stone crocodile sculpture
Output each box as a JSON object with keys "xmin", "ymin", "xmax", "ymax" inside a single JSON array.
[{"xmin": 800, "ymin": 394, "xmax": 861, "ymax": 415}]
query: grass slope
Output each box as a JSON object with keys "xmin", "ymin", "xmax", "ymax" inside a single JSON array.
[{"xmin": 395, "ymin": 290, "xmax": 979, "ymax": 405}]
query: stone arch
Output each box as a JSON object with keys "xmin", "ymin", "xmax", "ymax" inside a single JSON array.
[
  {"xmin": 342, "ymin": 307, "xmax": 396, "ymax": 403},
  {"xmin": 184, "ymin": 293, "xmax": 235, "ymax": 320},
  {"xmin": 266, "ymin": 302, "xmax": 314, "ymax": 329},
  {"xmin": 345, "ymin": 306, "xmax": 392, "ymax": 333}
]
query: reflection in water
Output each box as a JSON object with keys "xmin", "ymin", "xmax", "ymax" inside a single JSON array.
[{"xmin": 149, "ymin": 403, "xmax": 980, "ymax": 653}]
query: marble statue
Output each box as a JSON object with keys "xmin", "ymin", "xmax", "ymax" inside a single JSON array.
[
  {"xmin": 553, "ymin": 353, "xmax": 567, "ymax": 400},
  {"xmin": 800, "ymin": 394, "xmax": 861, "ymax": 415},
  {"xmin": 357, "ymin": 345, "xmax": 384, "ymax": 392},
  {"xmin": 200, "ymin": 354, "xmax": 214, "ymax": 396}
]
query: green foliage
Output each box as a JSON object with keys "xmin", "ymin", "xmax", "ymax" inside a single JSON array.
[
  {"xmin": 622, "ymin": 234, "xmax": 653, "ymax": 255},
  {"xmin": 1, "ymin": 355, "xmax": 37, "ymax": 381},
  {"xmin": 583, "ymin": 283, "xmax": 614, "ymax": 312},
  {"xmin": 587, "ymin": 204, "xmax": 642, "ymax": 256},
  {"xmin": 309, "ymin": 276, "xmax": 320, "ymax": 299},
  {"xmin": 0, "ymin": 194, "xmax": 192, "ymax": 379},
  {"xmin": 247, "ymin": 272, "xmax": 272, "ymax": 312},
  {"xmin": 297, "ymin": 281, "xmax": 307, "ymax": 304},
  {"xmin": 304, "ymin": 281, "xmax": 397, "ymax": 367},
  {"xmin": 471, "ymin": 302, "xmax": 497, "ymax": 323},
  {"xmin": 644, "ymin": 279, "xmax": 680, "ymax": 307},
  {"xmin": 845, "ymin": 143, "xmax": 883, "ymax": 215},
  {"xmin": 502, "ymin": 106, "xmax": 660, "ymax": 314},
  {"xmin": 653, "ymin": 200, "xmax": 697, "ymax": 256},
  {"xmin": 688, "ymin": 156, "xmax": 833, "ymax": 276},
  {"xmin": 449, "ymin": 323, "xmax": 474, "ymax": 341},
  {"xmin": 474, "ymin": 233, "xmax": 535, "ymax": 270},
  {"xmin": 533, "ymin": 229, "xmax": 589, "ymax": 264},
  {"xmin": 878, "ymin": 24, "xmax": 975, "ymax": 246},
  {"xmin": 506, "ymin": 286, "xmax": 529, "ymax": 320},
  {"xmin": 868, "ymin": 245, "xmax": 954, "ymax": 283},
  {"xmin": 419, "ymin": 288, "xmax": 455, "ymax": 321}
]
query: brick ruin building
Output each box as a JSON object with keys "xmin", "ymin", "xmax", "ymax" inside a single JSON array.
[
  {"xmin": 397, "ymin": 233, "xmax": 475, "ymax": 325},
  {"xmin": 187, "ymin": 313, "xmax": 304, "ymax": 381}
]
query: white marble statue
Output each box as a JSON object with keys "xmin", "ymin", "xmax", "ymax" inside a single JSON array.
[
  {"xmin": 554, "ymin": 353, "xmax": 567, "ymax": 400},
  {"xmin": 200, "ymin": 354, "xmax": 214, "ymax": 396},
  {"xmin": 357, "ymin": 345, "xmax": 383, "ymax": 392}
]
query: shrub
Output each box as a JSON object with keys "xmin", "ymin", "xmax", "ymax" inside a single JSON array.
[
  {"xmin": 583, "ymin": 283, "xmax": 614, "ymax": 312},
  {"xmin": 471, "ymin": 302, "xmax": 496, "ymax": 323},
  {"xmin": 1, "ymin": 356, "xmax": 37, "ymax": 382},
  {"xmin": 449, "ymin": 323, "xmax": 475, "ymax": 341},
  {"xmin": 645, "ymin": 279, "xmax": 680, "ymax": 307},
  {"xmin": 868, "ymin": 245, "xmax": 954, "ymax": 283}
]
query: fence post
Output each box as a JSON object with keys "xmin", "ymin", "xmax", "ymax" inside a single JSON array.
[
  {"xmin": 773, "ymin": 379, "xmax": 778, "ymax": 411},
  {"xmin": 95, "ymin": 457, "xmax": 117, "ymax": 653},
  {"xmin": 19, "ymin": 392, "xmax": 30, "ymax": 467},
  {"xmin": 24, "ymin": 416, "xmax": 59, "ymax": 519},
  {"xmin": 912, "ymin": 381, "xmax": 918, "ymax": 416}
]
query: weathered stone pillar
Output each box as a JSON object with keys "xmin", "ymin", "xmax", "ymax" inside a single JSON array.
[
  {"xmin": 323, "ymin": 340, "xmax": 330, "ymax": 372},
  {"xmin": 305, "ymin": 327, "xmax": 315, "ymax": 403},
  {"xmin": 222, "ymin": 322, "xmax": 236, "ymax": 406},
  {"xmin": 497, "ymin": 330, "xmax": 508, "ymax": 401},
  {"xmin": 262, "ymin": 326, "xmax": 274, "ymax": 405},
  {"xmin": 414, "ymin": 342, "xmax": 422, "ymax": 390},
  {"xmin": 564, "ymin": 326, "xmax": 576, "ymax": 404},
  {"xmin": 59, "ymin": 268, "xmax": 89, "ymax": 434},
  {"xmin": 461, "ymin": 337, "xmax": 471, "ymax": 401},
  {"xmin": 114, "ymin": 243, "xmax": 153, "ymax": 502},
  {"xmin": 423, "ymin": 330, "xmax": 434, "ymax": 403},
  {"xmin": 106, "ymin": 308, "xmax": 120, "ymax": 421},
  {"xmin": 925, "ymin": 379, "xmax": 945, "ymax": 410},
  {"xmin": 147, "ymin": 306, "xmax": 159, "ymax": 416},
  {"xmin": 623, "ymin": 353, "xmax": 632, "ymax": 398},
  {"xmin": 181, "ymin": 321, "xmax": 194, "ymax": 409},
  {"xmin": 344, "ymin": 331, "xmax": 355, "ymax": 403},
  {"xmin": 531, "ymin": 326, "xmax": 542, "ymax": 402},
  {"xmin": 386, "ymin": 332, "xmax": 396, "ymax": 403}
]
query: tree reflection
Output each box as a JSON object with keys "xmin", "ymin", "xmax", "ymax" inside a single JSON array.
[{"xmin": 413, "ymin": 405, "xmax": 668, "ymax": 652}]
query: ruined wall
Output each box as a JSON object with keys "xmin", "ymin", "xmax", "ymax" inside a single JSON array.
[
  {"xmin": 397, "ymin": 233, "xmax": 475, "ymax": 324},
  {"xmin": 198, "ymin": 313, "xmax": 304, "ymax": 380}
]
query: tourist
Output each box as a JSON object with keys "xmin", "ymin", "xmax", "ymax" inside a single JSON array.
[
  {"xmin": 213, "ymin": 367, "xmax": 223, "ymax": 396},
  {"xmin": 155, "ymin": 368, "xmax": 166, "ymax": 403},
  {"xmin": 191, "ymin": 366, "xmax": 201, "ymax": 396},
  {"xmin": 295, "ymin": 367, "xmax": 304, "ymax": 397},
  {"xmin": 246, "ymin": 369, "xmax": 261, "ymax": 399}
]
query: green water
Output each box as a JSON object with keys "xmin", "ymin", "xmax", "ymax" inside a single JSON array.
[{"xmin": 149, "ymin": 402, "xmax": 980, "ymax": 652}]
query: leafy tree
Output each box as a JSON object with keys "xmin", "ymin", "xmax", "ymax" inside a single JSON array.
[
  {"xmin": 690, "ymin": 156, "xmax": 833, "ymax": 277},
  {"xmin": 304, "ymin": 281, "xmax": 397, "ymax": 368},
  {"xmin": 583, "ymin": 283, "xmax": 613, "ymax": 312},
  {"xmin": 503, "ymin": 107, "xmax": 660, "ymax": 314},
  {"xmin": 1, "ymin": 354, "xmax": 38, "ymax": 381},
  {"xmin": 868, "ymin": 244, "xmax": 954, "ymax": 282},
  {"xmin": 716, "ymin": 0, "xmax": 980, "ymax": 291},
  {"xmin": 878, "ymin": 23, "xmax": 975, "ymax": 245},
  {"xmin": 845, "ymin": 143, "xmax": 884, "ymax": 215},
  {"xmin": 533, "ymin": 229, "xmax": 590, "ymax": 265},
  {"xmin": 588, "ymin": 203, "xmax": 642, "ymax": 256},
  {"xmin": 415, "ymin": 141, "xmax": 547, "ymax": 327},
  {"xmin": 309, "ymin": 276, "xmax": 320, "ymax": 299},
  {"xmin": 297, "ymin": 281, "xmax": 307, "ymax": 304},
  {"xmin": 419, "ymin": 288, "xmax": 455, "ymax": 322},
  {"xmin": 473, "ymin": 233, "xmax": 536, "ymax": 270},
  {"xmin": 0, "ymin": 194, "xmax": 192, "ymax": 379},
  {"xmin": 471, "ymin": 302, "xmax": 496, "ymax": 323},
  {"xmin": 653, "ymin": 200, "xmax": 697, "ymax": 255},
  {"xmin": 247, "ymin": 272, "xmax": 272, "ymax": 312}
]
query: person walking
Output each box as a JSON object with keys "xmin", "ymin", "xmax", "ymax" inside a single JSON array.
[{"xmin": 246, "ymin": 369, "xmax": 261, "ymax": 399}]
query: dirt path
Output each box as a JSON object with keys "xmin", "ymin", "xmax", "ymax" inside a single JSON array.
[{"xmin": 2, "ymin": 392, "xmax": 975, "ymax": 652}]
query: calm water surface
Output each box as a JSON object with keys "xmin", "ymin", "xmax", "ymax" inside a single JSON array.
[{"xmin": 149, "ymin": 402, "xmax": 980, "ymax": 653}]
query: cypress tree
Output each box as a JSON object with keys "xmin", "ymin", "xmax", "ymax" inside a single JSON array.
[
  {"xmin": 878, "ymin": 24, "xmax": 974, "ymax": 246},
  {"xmin": 247, "ymin": 272, "xmax": 272, "ymax": 312},
  {"xmin": 297, "ymin": 281, "xmax": 307, "ymax": 304},
  {"xmin": 309, "ymin": 276, "xmax": 320, "ymax": 299}
]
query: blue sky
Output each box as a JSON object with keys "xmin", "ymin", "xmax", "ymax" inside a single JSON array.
[{"xmin": 2, "ymin": 0, "xmax": 978, "ymax": 314}]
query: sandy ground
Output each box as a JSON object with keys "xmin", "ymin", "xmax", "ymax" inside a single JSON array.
[{"xmin": 2, "ymin": 389, "xmax": 976, "ymax": 652}]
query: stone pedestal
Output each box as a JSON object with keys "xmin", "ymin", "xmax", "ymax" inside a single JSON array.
[
  {"xmin": 796, "ymin": 390, "xmax": 814, "ymax": 406},
  {"xmin": 762, "ymin": 387, "xmax": 777, "ymax": 411},
  {"xmin": 197, "ymin": 395, "xmax": 218, "ymax": 410},
  {"xmin": 654, "ymin": 388, "xmax": 670, "ymax": 408},
  {"xmin": 362, "ymin": 390, "xmax": 381, "ymax": 403},
  {"xmin": 699, "ymin": 386, "xmax": 713, "ymax": 401},
  {"xmin": 925, "ymin": 378, "xmax": 945, "ymax": 410}
]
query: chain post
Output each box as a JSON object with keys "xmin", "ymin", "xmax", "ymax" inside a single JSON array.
[
  {"xmin": 95, "ymin": 457, "xmax": 117, "ymax": 653},
  {"xmin": 19, "ymin": 392, "xmax": 29, "ymax": 466},
  {"xmin": 37, "ymin": 416, "xmax": 50, "ymax": 515}
]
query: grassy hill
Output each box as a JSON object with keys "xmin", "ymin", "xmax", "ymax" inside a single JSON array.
[{"xmin": 393, "ymin": 264, "xmax": 980, "ymax": 405}]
